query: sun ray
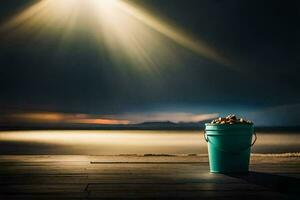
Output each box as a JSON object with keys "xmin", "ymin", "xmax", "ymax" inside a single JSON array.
[
  {"xmin": 0, "ymin": 0, "xmax": 232, "ymax": 69},
  {"xmin": 115, "ymin": 1, "xmax": 232, "ymax": 67}
]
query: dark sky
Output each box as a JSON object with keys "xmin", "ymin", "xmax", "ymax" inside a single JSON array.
[{"xmin": 0, "ymin": 0, "xmax": 300, "ymax": 126}]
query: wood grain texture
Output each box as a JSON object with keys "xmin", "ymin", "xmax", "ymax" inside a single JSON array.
[{"xmin": 0, "ymin": 155, "xmax": 299, "ymax": 199}]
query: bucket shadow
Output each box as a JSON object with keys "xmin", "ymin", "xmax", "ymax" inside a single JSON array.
[{"xmin": 226, "ymin": 172, "xmax": 300, "ymax": 198}]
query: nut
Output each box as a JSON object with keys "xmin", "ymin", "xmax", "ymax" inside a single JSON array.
[{"xmin": 210, "ymin": 114, "xmax": 252, "ymax": 125}]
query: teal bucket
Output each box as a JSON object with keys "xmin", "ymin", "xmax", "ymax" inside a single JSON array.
[{"xmin": 204, "ymin": 123, "xmax": 256, "ymax": 173}]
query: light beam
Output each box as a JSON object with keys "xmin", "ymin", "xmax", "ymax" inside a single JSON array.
[{"xmin": 0, "ymin": 0, "xmax": 232, "ymax": 69}]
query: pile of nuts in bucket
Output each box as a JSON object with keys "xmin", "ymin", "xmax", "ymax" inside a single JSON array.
[{"xmin": 210, "ymin": 114, "xmax": 252, "ymax": 125}]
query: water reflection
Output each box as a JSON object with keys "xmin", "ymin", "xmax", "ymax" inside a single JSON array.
[{"xmin": 0, "ymin": 130, "xmax": 299, "ymax": 155}]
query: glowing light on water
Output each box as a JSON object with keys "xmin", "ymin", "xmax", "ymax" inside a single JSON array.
[
  {"xmin": 0, "ymin": 131, "xmax": 299, "ymax": 155},
  {"xmin": 0, "ymin": 130, "xmax": 200, "ymax": 145}
]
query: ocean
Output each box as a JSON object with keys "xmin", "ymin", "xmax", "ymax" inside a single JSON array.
[{"xmin": 0, "ymin": 130, "xmax": 299, "ymax": 155}]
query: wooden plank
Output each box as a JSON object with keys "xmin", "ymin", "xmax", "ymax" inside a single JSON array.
[
  {"xmin": 0, "ymin": 175, "xmax": 89, "ymax": 184},
  {"xmin": 87, "ymin": 182, "xmax": 267, "ymax": 192},
  {"xmin": 0, "ymin": 194, "xmax": 87, "ymax": 199},
  {"xmin": 0, "ymin": 155, "xmax": 299, "ymax": 200},
  {"xmin": 88, "ymin": 191, "xmax": 287, "ymax": 199},
  {"xmin": 0, "ymin": 184, "xmax": 87, "ymax": 194}
]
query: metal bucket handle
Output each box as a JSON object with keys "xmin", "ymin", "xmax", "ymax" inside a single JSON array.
[{"xmin": 204, "ymin": 130, "xmax": 257, "ymax": 154}]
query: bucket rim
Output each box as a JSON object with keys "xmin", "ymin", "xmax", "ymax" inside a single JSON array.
[{"xmin": 205, "ymin": 123, "xmax": 253, "ymax": 131}]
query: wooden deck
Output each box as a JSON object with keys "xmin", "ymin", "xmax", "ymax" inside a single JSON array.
[{"xmin": 0, "ymin": 154, "xmax": 299, "ymax": 199}]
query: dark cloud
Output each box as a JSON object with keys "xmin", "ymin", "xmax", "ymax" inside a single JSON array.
[{"xmin": 0, "ymin": 0, "xmax": 299, "ymax": 126}]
